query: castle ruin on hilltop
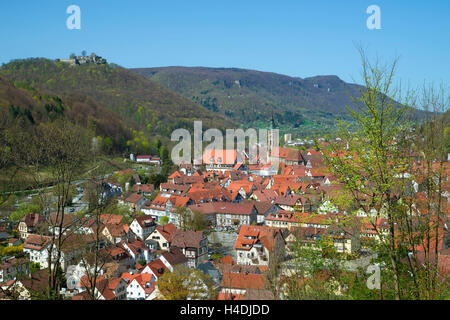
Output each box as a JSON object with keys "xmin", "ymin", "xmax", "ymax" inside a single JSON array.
[{"xmin": 56, "ymin": 53, "xmax": 107, "ymax": 66}]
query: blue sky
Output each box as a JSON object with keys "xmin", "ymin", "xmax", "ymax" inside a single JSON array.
[{"xmin": 0, "ymin": 0, "xmax": 449, "ymax": 87}]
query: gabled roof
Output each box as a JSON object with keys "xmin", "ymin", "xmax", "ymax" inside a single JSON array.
[
  {"xmin": 100, "ymin": 214, "xmax": 123, "ymax": 225},
  {"xmin": 77, "ymin": 276, "xmax": 124, "ymax": 300},
  {"xmin": 188, "ymin": 189, "xmax": 234, "ymax": 203},
  {"xmin": 146, "ymin": 194, "xmax": 190, "ymax": 211},
  {"xmin": 171, "ymin": 230, "xmax": 204, "ymax": 249},
  {"xmin": 133, "ymin": 184, "xmax": 155, "ymax": 193},
  {"xmin": 217, "ymin": 292, "xmax": 244, "ymax": 300},
  {"xmin": 226, "ymin": 181, "xmax": 257, "ymax": 196},
  {"xmin": 234, "ymin": 225, "xmax": 281, "ymax": 251},
  {"xmin": 274, "ymin": 194, "xmax": 303, "ymax": 206},
  {"xmin": 154, "ymin": 223, "xmax": 178, "ymax": 242},
  {"xmin": 244, "ymin": 200, "xmax": 274, "ymax": 215},
  {"xmin": 19, "ymin": 269, "xmax": 49, "ymax": 293},
  {"xmin": 220, "ymin": 272, "xmax": 266, "ymax": 290},
  {"xmin": 188, "ymin": 203, "xmax": 217, "ymax": 216},
  {"xmin": 121, "ymin": 272, "xmax": 155, "ymax": 294},
  {"xmin": 141, "ymin": 258, "xmax": 167, "ymax": 278},
  {"xmin": 173, "ymin": 175, "xmax": 204, "ymax": 185},
  {"xmin": 134, "ymin": 216, "xmax": 155, "ymax": 229},
  {"xmin": 212, "ymin": 202, "xmax": 255, "ymax": 215},
  {"xmin": 48, "ymin": 212, "xmax": 80, "ymax": 229},
  {"xmin": 243, "ymin": 289, "xmax": 275, "ymax": 300},
  {"xmin": 203, "ymin": 149, "xmax": 237, "ymax": 165},
  {"xmin": 214, "ymin": 255, "xmax": 236, "ymax": 266},
  {"xmin": 250, "ymin": 189, "xmax": 278, "ymax": 202},
  {"xmin": 288, "ymin": 226, "xmax": 327, "ymax": 242},
  {"xmin": 168, "ymin": 171, "xmax": 182, "ymax": 179},
  {"xmin": 161, "ymin": 247, "xmax": 188, "ymax": 266},
  {"xmin": 120, "ymin": 239, "xmax": 148, "ymax": 256},
  {"xmin": 134, "ymin": 274, "xmax": 157, "ymax": 294},
  {"xmin": 271, "ymin": 147, "xmax": 304, "ymax": 162},
  {"xmin": 23, "ymin": 234, "xmax": 51, "ymax": 251},
  {"xmin": 125, "ymin": 193, "xmax": 144, "ymax": 204},
  {"xmin": 160, "ymin": 183, "xmax": 191, "ymax": 194},
  {"xmin": 104, "ymin": 224, "xmax": 127, "ymax": 238},
  {"xmin": 20, "ymin": 213, "xmax": 45, "ymax": 228},
  {"xmin": 106, "ymin": 246, "xmax": 129, "ymax": 258}
]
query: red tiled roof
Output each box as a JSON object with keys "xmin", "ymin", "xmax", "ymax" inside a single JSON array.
[
  {"xmin": 160, "ymin": 183, "xmax": 191, "ymax": 194},
  {"xmin": 125, "ymin": 193, "xmax": 144, "ymax": 204},
  {"xmin": 161, "ymin": 247, "xmax": 188, "ymax": 266},
  {"xmin": 217, "ymin": 292, "xmax": 244, "ymax": 300},
  {"xmin": 146, "ymin": 194, "xmax": 190, "ymax": 211},
  {"xmin": 271, "ymin": 147, "xmax": 304, "ymax": 162},
  {"xmin": 173, "ymin": 175, "xmax": 204, "ymax": 185},
  {"xmin": 133, "ymin": 184, "xmax": 155, "ymax": 193},
  {"xmin": 23, "ymin": 234, "xmax": 51, "ymax": 251},
  {"xmin": 156, "ymin": 223, "xmax": 178, "ymax": 242},
  {"xmin": 171, "ymin": 230, "xmax": 204, "ymax": 249},
  {"xmin": 215, "ymin": 255, "xmax": 236, "ymax": 266},
  {"xmin": 274, "ymin": 194, "xmax": 303, "ymax": 206},
  {"xmin": 212, "ymin": 202, "xmax": 255, "ymax": 215},
  {"xmin": 188, "ymin": 203, "xmax": 217, "ymax": 216},
  {"xmin": 234, "ymin": 225, "xmax": 280, "ymax": 251},
  {"xmin": 104, "ymin": 224, "xmax": 127, "ymax": 238},
  {"xmin": 188, "ymin": 189, "xmax": 234, "ymax": 203},
  {"xmin": 226, "ymin": 181, "xmax": 257, "ymax": 196},
  {"xmin": 100, "ymin": 214, "xmax": 123, "ymax": 225},
  {"xmin": 203, "ymin": 149, "xmax": 237, "ymax": 165},
  {"xmin": 168, "ymin": 171, "xmax": 182, "ymax": 179},
  {"xmin": 134, "ymin": 216, "xmax": 155, "ymax": 228},
  {"xmin": 20, "ymin": 213, "xmax": 44, "ymax": 228},
  {"xmin": 220, "ymin": 272, "xmax": 266, "ymax": 290},
  {"xmin": 250, "ymin": 190, "xmax": 278, "ymax": 202},
  {"xmin": 142, "ymin": 258, "xmax": 167, "ymax": 278}
]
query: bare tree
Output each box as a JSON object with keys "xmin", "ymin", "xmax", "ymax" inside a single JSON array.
[{"xmin": 22, "ymin": 120, "xmax": 89, "ymax": 299}]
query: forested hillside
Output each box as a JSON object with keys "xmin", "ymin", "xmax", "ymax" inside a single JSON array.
[
  {"xmin": 0, "ymin": 59, "xmax": 235, "ymax": 153},
  {"xmin": 132, "ymin": 67, "xmax": 364, "ymax": 135}
]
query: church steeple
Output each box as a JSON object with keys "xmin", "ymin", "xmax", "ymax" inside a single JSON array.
[
  {"xmin": 270, "ymin": 109, "xmax": 276, "ymax": 129},
  {"xmin": 267, "ymin": 109, "xmax": 277, "ymax": 164}
]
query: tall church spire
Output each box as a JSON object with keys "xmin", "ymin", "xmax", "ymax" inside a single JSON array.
[
  {"xmin": 270, "ymin": 109, "xmax": 276, "ymax": 129},
  {"xmin": 267, "ymin": 109, "xmax": 277, "ymax": 164}
]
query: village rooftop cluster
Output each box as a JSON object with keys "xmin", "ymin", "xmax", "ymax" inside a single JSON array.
[{"xmin": 1, "ymin": 139, "xmax": 449, "ymax": 300}]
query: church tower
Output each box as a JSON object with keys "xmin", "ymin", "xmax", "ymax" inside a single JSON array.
[{"xmin": 267, "ymin": 110, "xmax": 278, "ymax": 163}]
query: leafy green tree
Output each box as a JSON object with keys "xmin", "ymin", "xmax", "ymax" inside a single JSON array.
[
  {"xmin": 187, "ymin": 209, "xmax": 208, "ymax": 231},
  {"xmin": 0, "ymin": 245, "xmax": 23, "ymax": 257},
  {"xmin": 29, "ymin": 262, "xmax": 41, "ymax": 274},
  {"xmin": 159, "ymin": 216, "xmax": 169, "ymax": 225},
  {"xmin": 156, "ymin": 265, "xmax": 216, "ymax": 300},
  {"xmin": 101, "ymin": 137, "xmax": 113, "ymax": 154},
  {"xmin": 10, "ymin": 202, "xmax": 42, "ymax": 222},
  {"xmin": 174, "ymin": 207, "xmax": 190, "ymax": 230},
  {"xmin": 322, "ymin": 49, "xmax": 450, "ymax": 300}
]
